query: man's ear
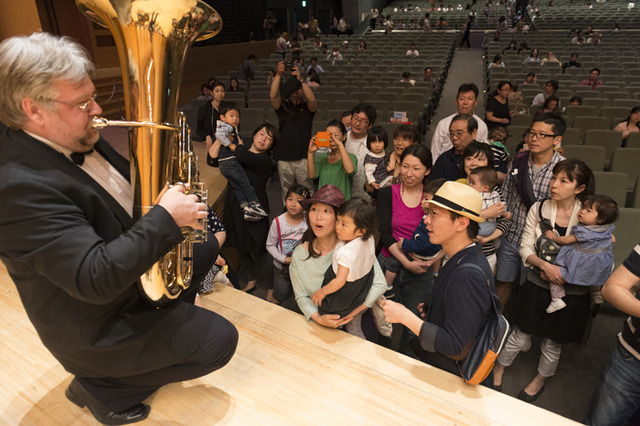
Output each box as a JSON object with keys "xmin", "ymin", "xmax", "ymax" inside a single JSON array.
[{"xmin": 21, "ymin": 98, "xmax": 46, "ymax": 127}]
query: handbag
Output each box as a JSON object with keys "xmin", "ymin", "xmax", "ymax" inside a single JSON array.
[{"xmin": 451, "ymin": 263, "xmax": 511, "ymax": 385}]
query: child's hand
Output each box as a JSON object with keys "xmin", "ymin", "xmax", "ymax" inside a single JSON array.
[
  {"xmin": 215, "ymin": 255, "xmax": 226, "ymax": 266},
  {"xmin": 283, "ymin": 256, "xmax": 292, "ymax": 265},
  {"xmin": 308, "ymin": 137, "xmax": 319, "ymax": 153},
  {"xmin": 311, "ymin": 289, "xmax": 325, "ymax": 306},
  {"xmin": 544, "ymin": 230, "xmax": 557, "ymax": 241},
  {"xmin": 371, "ymin": 182, "xmax": 381, "ymax": 190},
  {"xmin": 502, "ymin": 210, "xmax": 513, "ymax": 220},
  {"xmin": 474, "ymin": 235, "xmax": 487, "ymax": 244}
]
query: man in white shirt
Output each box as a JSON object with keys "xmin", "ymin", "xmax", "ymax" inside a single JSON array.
[
  {"xmin": 345, "ymin": 103, "xmax": 376, "ymax": 199},
  {"xmin": 430, "ymin": 83, "xmax": 488, "ymax": 162},
  {"xmin": 406, "ymin": 43, "xmax": 420, "ymax": 57}
]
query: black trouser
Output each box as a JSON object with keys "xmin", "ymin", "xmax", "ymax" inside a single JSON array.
[
  {"xmin": 460, "ymin": 31, "xmax": 471, "ymax": 48},
  {"xmin": 79, "ymin": 307, "xmax": 238, "ymax": 412}
]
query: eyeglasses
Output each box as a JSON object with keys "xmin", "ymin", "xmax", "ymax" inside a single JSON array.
[
  {"xmin": 527, "ymin": 130, "xmax": 557, "ymax": 140},
  {"xmin": 352, "ymin": 115, "xmax": 369, "ymax": 125},
  {"xmin": 448, "ymin": 130, "xmax": 467, "ymax": 139},
  {"xmin": 45, "ymin": 93, "xmax": 97, "ymax": 112}
]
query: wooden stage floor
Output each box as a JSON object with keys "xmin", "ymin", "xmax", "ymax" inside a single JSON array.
[{"xmin": 0, "ymin": 262, "xmax": 578, "ymax": 425}]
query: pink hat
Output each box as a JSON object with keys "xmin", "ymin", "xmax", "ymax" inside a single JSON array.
[{"xmin": 298, "ymin": 184, "xmax": 345, "ymax": 210}]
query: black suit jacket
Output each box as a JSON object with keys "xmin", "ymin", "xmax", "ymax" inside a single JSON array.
[{"xmin": 0, "ymin": 128, "xmax": 216, "ymax": 378}]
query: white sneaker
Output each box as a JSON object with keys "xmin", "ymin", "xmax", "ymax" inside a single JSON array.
[{"xmin": 546, "ymin": 298, "xmax": 567, "ymax": 314}]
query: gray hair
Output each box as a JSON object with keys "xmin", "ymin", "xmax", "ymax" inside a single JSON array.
[{"xmin": 0, "ymin": 32, "xmax": 95, "ymax": 129}]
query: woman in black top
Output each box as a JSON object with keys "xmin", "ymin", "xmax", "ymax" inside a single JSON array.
[
  {"xmin": 196, "ymin": 81, "xmax": 226, "ymax": 144},
  {"xmin": 485, "ymin": 81, "xmax": 512, "ymax": 131}
]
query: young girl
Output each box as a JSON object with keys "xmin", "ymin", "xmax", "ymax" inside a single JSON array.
[
  {"xmin": 307, "ymin": 120, "xmax": 358, "ymax": 200},
  {"xmin": 543, "ymin": 194, "xmax": 618, "ymax": 313},
  {"xmin": 311, "ymin": 198, "xmax": 392, "ymax": 336},
  {"xmin": 312, "ymin": 198, "xmax": 377, "ymax": 315},
  {"xmin": 265, "ymin": 184, "xmax": 310, "ymax": 305},
  {"xmin": 363, "ymin": 126, "xmax": 392, "ymax": 197},
  {"xmin": 384, "ymin": 179, "xmax": 446, "ymax": 295}
]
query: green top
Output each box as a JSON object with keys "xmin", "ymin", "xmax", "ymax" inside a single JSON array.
[
  {"xmin": 290, "ymin": 244, "xmax": 387, "ymax": 321},
  {"xmin": 313, "ymin": 152, "xmax": 358, "ymax": 200}
]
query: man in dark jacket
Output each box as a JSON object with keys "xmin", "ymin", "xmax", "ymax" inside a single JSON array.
[
  {"xmin": 382, "ymin": 182, "xmax": 496, "ymax": 377},
  {"xmin": 0, "ymin": 33, "xmax": 238, "ymax": 425}
]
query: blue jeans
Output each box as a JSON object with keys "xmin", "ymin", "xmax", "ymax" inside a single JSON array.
[
  {"xmin": 585, "ymin": 341, "xmax": 640, "ymax": 426},
  {"xmin": 219, "ymin": 158, "xmax": 259, "ymax": 207}
]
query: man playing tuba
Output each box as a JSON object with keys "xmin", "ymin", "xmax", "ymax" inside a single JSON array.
[{"xmin": 0, "ymin": 32, "xmax": 237, "ymax": 425}]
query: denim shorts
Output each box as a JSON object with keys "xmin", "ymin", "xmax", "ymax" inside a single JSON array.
[{"xmin": 496, "ymin": 238, "xmax": 527, "ymax": 283}]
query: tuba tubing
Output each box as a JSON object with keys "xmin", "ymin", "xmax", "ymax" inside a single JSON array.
[{"xmin": 77, "ymin": 0, "xmax": 222, "ymax": 306}]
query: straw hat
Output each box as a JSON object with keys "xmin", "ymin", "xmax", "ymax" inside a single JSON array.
[
  {"xmin": 424, "ymin": 181, "xmax": 485, "ymax": 223},
  {"xmin": 298, "ymin": 184, "xmax": 345, "ymax": 210}
]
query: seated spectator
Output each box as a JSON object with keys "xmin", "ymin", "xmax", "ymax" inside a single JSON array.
[
  {"xmin": 436, "ymin": 17, "xmax": 448, "ymax": 29},
  {"xmin": 422, "ymin": 67, "xmax": 440, "ymax": 91},
  {"xmin": 523, "ymin": 48, "xmax": 540, "ymax": 65},
  {"xmin": 306, "ymin": 68, "xmax": 320, "ymax": 91},
  {"xmin": 228, "ymin": 77, "xmax": 242, "ymax": 93},
  {"xmin": 612, "ymin": 106, "xmax": 640, "ymax": 142},
  {"xmin": 359, "ymin": 40, "xmax": 367, "ymax": 51},
  {"xmin": 341, "ymin": 111, "xmax": 351, "ymax": 131},
  {"xmin": 487, "ymin": 54, "xmax": 506, "ymax": 70},
  {"xmin": 342, "ymin": 40, "xmax": 351, "ymax": 51},
  {"xmin": 562, "ymin": 53, "xmax": 582, "ymax": 74},
  {"xmin": 406, "ymin": 43, "xmax": 420, "ymax": 57},
  {"xmin": 312, "ymin": 35, "xmax": 322, "ymax": 49},
  {"xmin": 400, "ymin": 71, "xmax": 416, "ymax": 86},
  {"xmin": 587, "ymin": 33, "xmax": 602, "ymax": 45},
  {"xmin": 307, "ymin": 57, "xmax": 324, "ymax": 74},
  {"xmin": 521, "ymin": 72, "xmax": 537, "ymax": 85},
  {"xmin": 505, "ymin": 40, "xmax": 518, "ymax": 51},
  {"xmin": 237, "ymin": 55, "xmax": 256, "ymax": 82},
  {"xmin": 562, "ymin": 96, "xmax": 582, "ymax": 113},
  {"xmin": 531, "ymin": 79, "xmax": 559, "ymax": 107},
  {"xmin": 540, "ymin": 95, "xmax": 561, "ymax": 115},
  {"xmin": 580, "ymin": 67, "xmax": 603, "ymax": 90},
  {"xmin": 517, "ymin": 41, "xmax": 530, "ymax": 54},
  {"xmin": 327, "ymin": 46, "xmax": 343, "ymax": 64},
  {"xmin": 197, "ymin": 83, "xmax": 212, "ymax": 100},
  {"xmin": 540, "ymin": 51, "xmax": 561, "ymax": 66},
  {"xmin": 571, "ymin": 30, "xmax": 585, "ymax": 44}
]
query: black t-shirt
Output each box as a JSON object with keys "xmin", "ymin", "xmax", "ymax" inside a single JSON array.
[
  {"xmin": 485, "ymin": 97, "xmax": 511, "ymax": 130},
  {"xmin": 273, "ymin": 100, "xmax": 315, "ymax": 162},
  {"xmin": 621, "ymin": 243, "xmax": 640, "ymax": 360}
]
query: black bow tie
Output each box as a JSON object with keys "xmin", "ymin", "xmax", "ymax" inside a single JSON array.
[{"xmin": 70, "ymin": 149, "xmax": 94, "ymax": 166}]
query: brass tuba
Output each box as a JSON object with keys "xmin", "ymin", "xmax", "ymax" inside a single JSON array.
[{"xmin": 76, "ymin": 0, "xmax": 222, "ymax": 306}]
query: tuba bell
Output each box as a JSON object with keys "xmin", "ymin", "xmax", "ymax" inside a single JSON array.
[{"xmin": 76, "ymin": 0, "xmax": 222, "ymax": 306}]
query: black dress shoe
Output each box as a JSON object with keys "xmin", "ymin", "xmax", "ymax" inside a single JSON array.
[
  {"xmin": 517, "ymin": 384, "xmax": 545, "ymax": 403},
  {"xmin": 66, "ymin": 378, "xmax": 150, "ymax": 425}
]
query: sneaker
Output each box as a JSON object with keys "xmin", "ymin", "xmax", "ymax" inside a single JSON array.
[
  {"xmin": 546, "ymin": 298, "xmax": 567, "ymax": 314},
  {"xmin": 243, "ymin": 211, "xmax": 263, "ymax": 222},
  {"xmin": 245, "ymin": 202, "xmax": 268, "ymax": 217}
]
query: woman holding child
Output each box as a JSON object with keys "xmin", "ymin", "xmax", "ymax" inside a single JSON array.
[
  {"xmin": 493, "ymin": 159, "xmax": 595, "ymax": 402},
  {"xmin": 376, "ymin": 145, "xmax": 440, "ymax": 353},
  {"xmin": 218, "ymin": 123, "xmax": 278, "ymax": 293},
  {"xmin": 290, "ymin": 185, "xmax": 387, "ymax": 338}
]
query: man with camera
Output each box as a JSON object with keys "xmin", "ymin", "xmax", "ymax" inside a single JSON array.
[{"xmin": 270, "ymin": 60, "xmax": 317, "ymax": 203}]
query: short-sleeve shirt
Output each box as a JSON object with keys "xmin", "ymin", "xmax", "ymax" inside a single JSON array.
[
  {"xmin": 273, "ymin": 100, "xmax": 315, "ymax": 162},
  {"xmin": 485, "ymin": 97, "xmax": 511, "ymax": 130},
  {"xmin": 314, "ymin": 152, "xmax": 358, "ymax": 200},
  {"xmin": 333, "ymin": 237, "xmax": 376, "ymax": 281}
]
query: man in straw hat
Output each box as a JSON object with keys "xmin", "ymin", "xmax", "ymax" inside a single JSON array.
[{"xmin": 382, "ymin": 181, "xmax": 499, "ymax": 380}]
